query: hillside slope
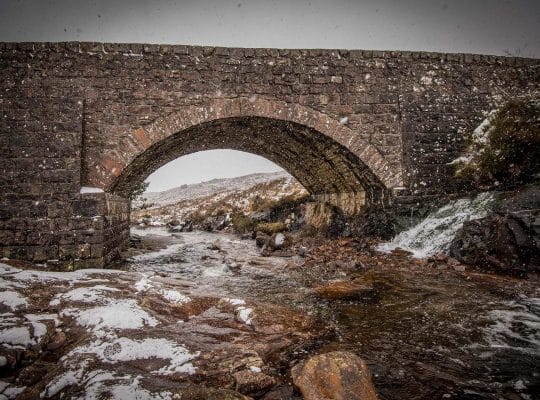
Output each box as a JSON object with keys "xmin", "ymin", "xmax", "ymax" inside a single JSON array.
[
  {"xmin": 135, "ymin": 171, "xmax": 296, "ymax": 209},
  {"xmin": 132, "ymin": 172, "xmax": 307, "ymax": 225}
]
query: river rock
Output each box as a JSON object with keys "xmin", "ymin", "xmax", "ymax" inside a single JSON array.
[
  {"xmin": 291, "ymin": 351, "xmax": 379, "ymax": 400},
  {"xmin": 255, "ymin": 231, "xmax": 270, "ymax": 247},
  {"xmin": 271, "ymin": 233, "xmax": 286, "ymax": 250},
  {"xmin": 450, "ymin": 211, "xmax": 539, "ymax": 276},
  {"xmin": 208, "ymin": 239, "xmax": 222, "ymax": 251},
  {"xmin": 261, "ymin": 233, "xmax": 293, "ymax": 256},
  {"xmin": 202, "ymin": 214, "xmax": 230, "ymax": 231},
  {"xmin": 450, "ymin": 186, "xmax": 540, "ymax": 277},
  {"xmin": 169, "ymin": 221, "xmax": 194, "ymax": 233},
  {"xmin": 314, "ymin": 280, "xmax": 374, "ymax": 301},
  {"xmin": 233, "ymin": 369, "xmax": 277, "ymax": 396}
]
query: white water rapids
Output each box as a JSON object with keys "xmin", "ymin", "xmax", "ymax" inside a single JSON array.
[{"xmin": 377, "ymin": 192, "xmax": 495, "ymax": 258}]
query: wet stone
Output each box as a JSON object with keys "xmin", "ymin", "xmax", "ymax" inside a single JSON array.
[
  {"xmin": 314, "ymin": 280, "xmax": 375, "ymax": 301},
  {"xmin": 291, "ymin": 351, "xmax": 379, "ymax": 400},
  {"xmin": 233, "ymin": 369, "xmax": 277, "ymax": 396},
  {"xmin": 2, "ymin": 227, "xmax": 539, "ymax": 399}
]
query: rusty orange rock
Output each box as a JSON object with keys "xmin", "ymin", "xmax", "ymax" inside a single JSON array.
[
  {"xmin": 314, "ymin": 280, "xmax": 374, "ymax": 301},
  {"xmin": 291, "ymin": 351, "xmax": 379, "ymax": 400}
]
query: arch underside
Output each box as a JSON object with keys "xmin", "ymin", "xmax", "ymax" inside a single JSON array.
[{"xmin": 110, "ymin": 117, "xmax": 390, "ymax": 209}]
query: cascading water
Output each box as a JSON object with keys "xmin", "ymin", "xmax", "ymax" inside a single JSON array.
[{"xmin": 377, "ymin": 192, "xmax": 495, "ymax": 258}]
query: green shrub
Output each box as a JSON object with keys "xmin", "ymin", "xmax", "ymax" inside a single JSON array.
[
  {"xmin": 188, "ymin": 210, "xmax": 206, "ymax": 225},
  {"xmin": 231, "ymin": 210, "xmax": 256, "ymax": 234},
  {"xmin": 256, "ymin": 222, "xmax": 287, "ymax": 235},
  {"xmin": 455, "ymin": 98, "xmax": 540, "ymax": 188}
]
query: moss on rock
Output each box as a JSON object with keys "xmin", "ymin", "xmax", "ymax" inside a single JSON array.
[{"xmin": 455, "ymin": 98, "xmax": 540, "ymax": 188}]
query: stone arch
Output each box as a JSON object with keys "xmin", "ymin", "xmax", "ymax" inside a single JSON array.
[{"xmin": 86, "ymin": 97, "xmax": 402, "ymax": 211}]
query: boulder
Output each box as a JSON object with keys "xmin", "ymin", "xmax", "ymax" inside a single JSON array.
[
  {"xmin": 271, "ymin": 233, "xmax": 286, "ymax": 250},
  {"xmin": 449, "ymin": 186, "xmax": 540, "ymax": 277},
  {"xmin": 261, "ymin": 233, "xmax": 294, "ymax": 256},
  {"xmin": 291, "ymin": 351, "xmax": 378, "ymax": 400},
  {"xmin": 314, "ymin": 280, "xmax": 375, "ymax": 301},
  {"xmin": 202, "ymin": 214, "xmax": 230, "ymax": 232},
  {"xmin": 450, "ymin": 212, "xmax": 539, "ymax": 276}
]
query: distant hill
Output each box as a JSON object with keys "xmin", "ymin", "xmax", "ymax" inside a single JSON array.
[
  {"xmin": 131, "ymin": 171, "xmax": 308, "ymax": 225},
  {"xmin": 134, "ymin": 171, "xmax": 299, "ymax": 209}
]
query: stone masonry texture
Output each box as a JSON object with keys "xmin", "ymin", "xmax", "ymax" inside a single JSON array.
[{"xmin": 0, "ymin": 42, "xmax": 538, "ymax": 269}]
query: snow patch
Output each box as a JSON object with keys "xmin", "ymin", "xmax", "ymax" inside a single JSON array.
[
  {"xmin": 62, "ymin": 299, "xmax": 158, "ymax": 332},
  {"xmin": 71, "ymin": 336, "xmax": 198, "ymax": 375},
  {"xmin": 450, "ymin": 110, "xmax": 497, "ymax": 167},
  {"xmin": 134, "ymin": 276, "xmax": 153, "ymax": 292},
  {"xmin": 41, "ymin": 370, "xmax": 81, "ymax": 398},
  {"xmin": 420, "ymin": 76, "xmax": 432, "ymax": 85},
  {"xmin": 237, "ymin": 307, "xmax": 253, "ymax": 325},
  {"xmin": 83, "ymin": 372, "xmax": 176, "ymax": 400},
  {"xmin": 160, "ymin": 289, "xmax": 191, "ymax": 304},
  {"xmin": 0, "ymin": 290, "xmax": 27, "ymax": 310},
  {"xmin": 0, "ymin": 326, "xmax": 33, "ymax": 347},
  {"xmin": 80, "ymin": 187, "xmax": 104, "ymax": 194},
  {"xmin": 50, "ymin": 285, "xmax": 119, "ymax": 306},
  {"xmin": 130, "ymin": 226, "xmax": 172, "ymax": 237},
  {"xmin": 225, "ymin": 298, "xmax": 246, "ymax": 306},
  {"xmin": 0, "ymin": 278, "xmax": 23, "ymax": 290},
  {"xmin": 223, "ymin": 298, "xmax": 253, "ymax": 325},
  {"xmin": 471, "ymin": 110, "xmax": 497, "ymax": 145},
  {"xmin": 0, "ymin": 380, "xmax": 25, "ymax": 399},
  {"xmin": 274, "ymin": 233, "xmax": 285, "ymax": 247},
  {"xmin": 1, "ymin": 264, "xmax": 122, "ymax": 284}
]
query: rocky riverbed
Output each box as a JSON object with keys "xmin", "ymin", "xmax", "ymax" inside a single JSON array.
[{"xmin": 0, "ymin": 228, "xmax": 539, "ymax": 399}]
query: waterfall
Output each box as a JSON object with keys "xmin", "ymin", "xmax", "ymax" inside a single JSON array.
[{"xmin": 377, "ymin": 192, "xmax": 495, "ymax": 258}]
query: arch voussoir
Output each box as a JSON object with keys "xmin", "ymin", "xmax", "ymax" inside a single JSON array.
[{"xmin": 93, "ymin": 97, "xmax": 401, "ymax": 193}]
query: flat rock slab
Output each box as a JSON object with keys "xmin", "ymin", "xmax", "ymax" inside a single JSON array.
[{"xmin": 314, "ymin": 280, "xmax": 374, "ymax": 301}]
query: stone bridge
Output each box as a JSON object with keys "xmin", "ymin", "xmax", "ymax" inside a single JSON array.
[{"xmin": 0, "ymin": 42, "xmax": 538, "ymax": 268}]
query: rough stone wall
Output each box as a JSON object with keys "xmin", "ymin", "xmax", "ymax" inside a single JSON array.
[
  {"xmin": 1, "ymin": 41, "xmax": 539, "ymax": 268},
  {"xmin": 0, "ymin": 80, "xmax": 87, "ymax": 267},
  {"xmin": 101, "ymin": 193, "xmax": 130, "ymax": 267},
  {"xmin": 0, "ymin": 46, "xmax": 130, "ymax": 268}
]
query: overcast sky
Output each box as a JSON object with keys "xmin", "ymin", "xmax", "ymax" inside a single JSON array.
[{"xmin": 1, "ymin": 0, "xmax": 538, "ymax": 191}]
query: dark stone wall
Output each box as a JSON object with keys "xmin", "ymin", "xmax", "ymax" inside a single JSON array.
[
  {"xmin": 0, "ymin": 53, "xmax": 130, "ymax": 268},
  {"xmin": 102, "ymin": 193, "xmax": 130, "ymax": 267},
  {"xmin": 0, "ymin": 41, "xmax": 538, "ymax": 268}
]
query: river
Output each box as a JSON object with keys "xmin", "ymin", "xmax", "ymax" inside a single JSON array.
[{"xmin": 125, "ymin": 227, "xmax": 540, "ymax": 400}]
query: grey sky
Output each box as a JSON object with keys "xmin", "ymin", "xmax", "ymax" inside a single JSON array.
[
  {"xmin": 1, "ymin": 0, "xmax": 539, "ymax": 56},
  {"xmin": 145, "ymin": 150, "xmax": 282, "ymax": 192},
  {"xmin": 2, "ymin": 0, "xmax": 538, "ymax": 191}
]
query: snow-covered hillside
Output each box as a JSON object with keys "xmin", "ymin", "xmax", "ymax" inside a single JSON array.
[
  {"xmin": 135, "ymin": 171, "xmax": 295, "ymax": 209},
  {"xmin": 132, "ymin": 171, "xmax": 307, "ymax": 226}
]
